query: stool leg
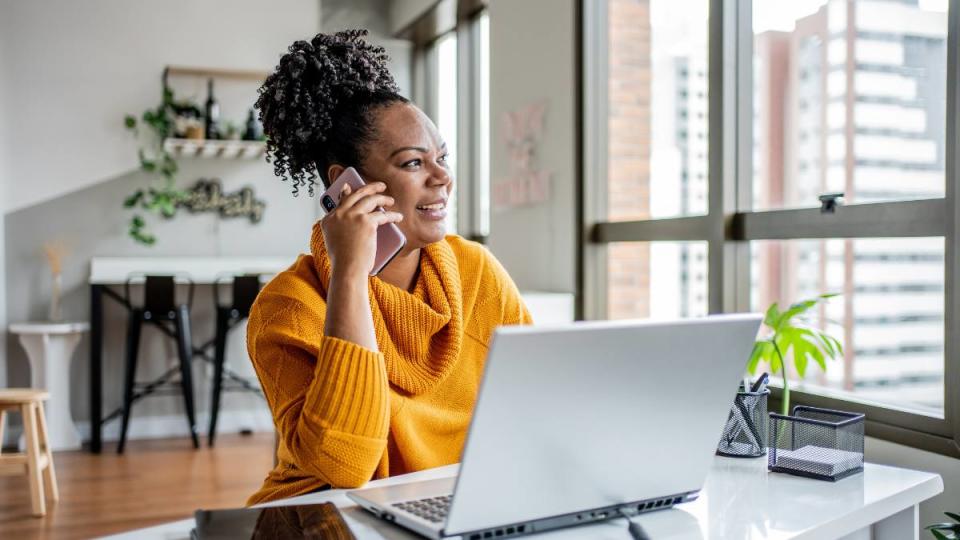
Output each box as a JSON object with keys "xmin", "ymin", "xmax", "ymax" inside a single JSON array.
[
  {"xmin": 0, "ymin": 409, "xmax": 6, "ymax": 455},
  {"xmin": 118, "ymin": 311, "xmax": 142, "ymax": 454},
  {"xmin": 36, "ymin": 401, "xmax": 59, "ymax": 502},
  {"xmin": 175, "ymin": 306, "xmax": 200, "ymax": 449},
  {"xmin": 22, "ymin": 402, "xmax": 45, "ymax": 517},
  {"xmin": 208, "ymin": 311, "xmax": 229, "ymax": 446}
]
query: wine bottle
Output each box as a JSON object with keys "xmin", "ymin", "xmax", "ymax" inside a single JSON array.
[
  {"xmin": 205, "ymin": 78, "xmax": 220, "ymax": 140},
  {"xmin": 243, "ymin": 107, "xmax": 262, "ymax": 141}
]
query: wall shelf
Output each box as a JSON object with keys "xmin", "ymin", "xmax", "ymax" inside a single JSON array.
[
  {"xmin": 163, "ymin": 138, "xmax": 265, "ymax": 159},
  {"xmin": 163, "ymin": 65, "xmax": 271, "ymax": 83}
]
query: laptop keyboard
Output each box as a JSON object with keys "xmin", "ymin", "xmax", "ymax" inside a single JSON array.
[{"xmin": 392, "ymin": 494, "xmax": 452, "ymax": 523}]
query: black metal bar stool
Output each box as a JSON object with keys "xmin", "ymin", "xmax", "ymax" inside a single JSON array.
[
  {"xmin": 208, "ymin": 274, "xmax": 264, "ymax": 446},
  {"xmin": 118, "ymin": 274, "xmax": 199, "ymax": 453}
]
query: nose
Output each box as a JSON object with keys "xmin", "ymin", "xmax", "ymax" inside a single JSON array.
[{"xmin": 427, "ymin": 160, "xmax": 452, "ymax": 187}]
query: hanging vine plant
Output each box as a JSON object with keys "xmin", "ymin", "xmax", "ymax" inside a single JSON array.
[{"xmin": 122, "ymin": 86, "xmax": 189, "ymax": 245}]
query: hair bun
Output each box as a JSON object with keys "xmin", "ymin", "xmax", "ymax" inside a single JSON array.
[{"xmin": 257, "ymin": 29, "xmax": 399, "ymax": 193}]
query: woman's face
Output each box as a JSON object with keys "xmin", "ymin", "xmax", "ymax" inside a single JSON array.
[{"xmin": 356, "ymin": 102, "xmax": 453, "ymax": 251}]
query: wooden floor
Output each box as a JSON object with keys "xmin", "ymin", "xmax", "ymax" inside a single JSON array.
[{"xmin": 0, "ymin": 432, "xmax": 274, "ymax": 539}]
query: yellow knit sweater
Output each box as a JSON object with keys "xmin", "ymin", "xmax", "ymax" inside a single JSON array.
[{"xmin": 246, "ymin": 223, "xmax": 532, "ymax": 505}]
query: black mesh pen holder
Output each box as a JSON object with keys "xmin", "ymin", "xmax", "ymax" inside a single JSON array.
[
  {"xmin": 768, "ymin": 406, "xmax": 865, "ymax": 481},
  {"xmin": 716, "ymin": 389, "xmax": 769, "ymax": 457}
]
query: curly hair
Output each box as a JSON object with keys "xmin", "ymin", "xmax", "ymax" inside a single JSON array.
[{"xmin": 256, "ymin": 29, "xmax": 409, "ymax": 196}]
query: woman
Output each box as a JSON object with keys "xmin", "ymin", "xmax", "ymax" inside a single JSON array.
[{"xmin": 245, "ymin": 30, "xmax": 532, "ymax": 505}]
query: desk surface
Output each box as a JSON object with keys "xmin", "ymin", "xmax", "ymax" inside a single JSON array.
[{"xmin": 100, "ymin": 456, "xmax": 942, "ymax": 540}]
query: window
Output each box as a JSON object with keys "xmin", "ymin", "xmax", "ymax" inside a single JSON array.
[
  {"xmin": 584, "ymin": 0, "xmax": 960, "ymax": 455},
  {"xmin": 752, "ymin": 238, "xmax": 945, "ymax": 415},
  {"xmin": 594, "ymin": 0, "xmax": 711, "ymax": 321},
  {"xmin": 418, "ymin": 10, "xmax": 489, "ymax": 242},
  {"xmin": 606, "ymin": 0, "xmax": 710, "ymax": 222},
  {"xmin": 607, "ymin": 242, "xmax": 708, "ymax": 320},
  {"xmin": 753, "ymin": 0, "xmax": 947, "ymax": 211},
  {"xmin": 428, "ymin": 33, "xmax": 459, "ymax": 233}
]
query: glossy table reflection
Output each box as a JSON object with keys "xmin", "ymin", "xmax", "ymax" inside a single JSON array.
[{"xmin": 102, "ymin": 456, "xmax": 942, "ymax": 540}]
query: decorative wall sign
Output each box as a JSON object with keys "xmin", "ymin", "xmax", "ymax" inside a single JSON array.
[
  {"xmin": 178, "ymin": 178, "xmax": 266, "ymax": 223},
  {"xmin": 493, "ymin": 100, "xmax": 552, "ymax": 210}
]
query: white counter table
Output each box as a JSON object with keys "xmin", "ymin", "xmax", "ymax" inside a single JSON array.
[{"xmin": 100, "ymin": 456, "xmax": 942, "ymax": 540}]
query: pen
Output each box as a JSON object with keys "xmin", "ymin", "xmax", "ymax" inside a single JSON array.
[{"xmin": 750, "ymin": 372, "xmax": 769, "ymax": 394}]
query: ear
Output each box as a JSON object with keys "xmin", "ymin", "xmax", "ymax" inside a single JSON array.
[{"xmin": 327, "ymin": 164, "xmax": 345, "ymax": 184}]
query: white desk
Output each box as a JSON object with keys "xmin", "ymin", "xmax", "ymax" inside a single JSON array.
[
  {"xmin": 87, "ymin": 256, "xmax": 291, "ymax": 452},
  {"xmin": 100, "ymin": 457, "xmax": 942, "ymax": 540}
]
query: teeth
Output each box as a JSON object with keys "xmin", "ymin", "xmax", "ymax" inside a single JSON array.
[{"xmin": 417, "ymin": 202, "xmax": 445, "ymax": 210}]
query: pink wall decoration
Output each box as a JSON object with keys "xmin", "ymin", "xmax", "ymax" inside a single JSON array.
[{"xmin": 493, "ymin": 101, "xmax": 552, "ymax": 210}]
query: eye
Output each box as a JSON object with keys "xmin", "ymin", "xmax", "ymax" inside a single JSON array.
[
  {"xmin": 438, "ymin": 153, "xmax": 450, "ymax": 164},
  {"xmin": 402, "ymin": 159, "xmax": 422, "ymax": 169}
]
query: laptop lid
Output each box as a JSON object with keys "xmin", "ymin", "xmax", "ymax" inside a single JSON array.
[{"xmin": 443, "ymin": 314, "xmax": 762, "ymax": 535}]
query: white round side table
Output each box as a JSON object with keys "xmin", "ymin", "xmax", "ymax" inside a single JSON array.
[{"xmin": 9, "ymin": 321, "xmax": 90, "ymax": 451}]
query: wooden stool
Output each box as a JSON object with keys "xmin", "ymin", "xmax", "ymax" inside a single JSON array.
[{"xmin": 0, "ymin": 389, "xmax": 59, "ymax": 516}]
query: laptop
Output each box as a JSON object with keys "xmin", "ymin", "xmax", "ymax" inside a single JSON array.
[{"xmin": 347, "ymin": 314, "xmax": 762, "ymax": 539}]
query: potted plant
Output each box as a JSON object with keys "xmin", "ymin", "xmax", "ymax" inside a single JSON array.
[
  {"xmin": 747, "ymin": 294, "xmax": 844, "ymax": 415},
  {"xmin": 928, "ymin": 512, "xmax": 960, "ymax": 540},
  {"xmin": 122, "ymin": 86, "xmax": 191, "ymax": 245}
]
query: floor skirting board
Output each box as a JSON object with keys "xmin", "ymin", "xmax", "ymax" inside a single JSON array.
[{"xmin": 2, "ymin": 409, "xmax": 275, "ymax": 448}]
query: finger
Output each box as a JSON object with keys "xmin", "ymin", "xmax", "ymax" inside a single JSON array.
[
  {"xmin": 337, "ymin": 182, "xmax": 386, "ymax": 210},
  {"xmin": 370, "ymin": 211, "xmax": 404, "ymax": 226},
  {"xmin": 352, "ymin": 194, "xmax": 395, "ymax": 215}
]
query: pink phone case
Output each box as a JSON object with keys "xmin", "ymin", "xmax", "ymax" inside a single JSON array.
[{"xmin": 320, "ymin": 167, "xmax": 406, "ymax": 276}]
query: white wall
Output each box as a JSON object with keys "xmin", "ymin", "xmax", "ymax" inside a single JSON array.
[
  {"xmin": 389, "ymin": 0, "xmax": 438, "ymax": 35},
  {"xmin": 1, "ymin": 0, "xmax": 320, "ymax": 214},
  {"xmin": 487, "ymin": 0, "xmax": 577, "ymax": 294},
  {"xmin": 0, "ymin": 0, "xmax": 324, "ymax": 446},
  {"xmin": 321, "ymin": 0, "xmax": 413, "ymax": 97},
  {"xmin": 0, "ymin": 5, "xmax": 9, "ymax": 388}
]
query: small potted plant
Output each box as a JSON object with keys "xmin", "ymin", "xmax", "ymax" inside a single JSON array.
[
  {"xmin": 748, "ymin": 293, "xmax": 843, "ymax": 415},
  {"xmin": 927, "ymin": 512, "xmax": 960, "ymax": 540}
]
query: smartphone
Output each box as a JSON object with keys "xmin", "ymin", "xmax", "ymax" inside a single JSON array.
[{"xmin": 320, "ymin": 167, "xmax": 406, "ymax": 276}]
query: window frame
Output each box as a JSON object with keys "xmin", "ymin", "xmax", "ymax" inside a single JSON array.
[
  {"xmin": 410, "ymin": 8, "xmax": 489, "ymax": 243},
  {"xmin": 581, "ymin": 0, "xmax": 960, "ymax": 457}
]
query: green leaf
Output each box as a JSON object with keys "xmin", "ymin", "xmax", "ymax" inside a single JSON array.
[
  {"xmin": 132, "ymin": 215, "xmax": 145, "ymax": 227},
  {"xmin": 944, "ymin": 512, "xmax": 960, "ymax": 523},
  {"xmin": 826, "ymin": 334, "xmax": 844, "ymax": 356},
  {"xmin": 795, "ymin": 328, "xmax": 833, "ymax": 370},
  {"xmin": 764, "ymin": 302, "xmax": 781, "ymax": 329},
  {"xmin": 160, "ymin": 198, "xmax": 176, "ymax": 217},
  {"xmin": 930, "ymin": 529, "xmax": 950, "ymax": 540},
  {"xmin": 748, "ymin": 340, "xmax": 773, "ymax": 374},
  {"xmin": 124, "ymin": 115, "xmax": 136, "ymax": 130},
  {"xmin": 781, "ymin": 327, "xmax": 827, "ymax": 377},
  {"xmin": 123, "ymin": 190, "xmax": 143, "ymax": 208},
  {"xmin": 768, "ymin": 346, "xmax": 783, "ymax": 375},
  {"xmin": 778, "ymin": 299, "xmax": 818, "ymax": 329},
  {"xmin": 791, "ymin": 345, "xmax": 808, "ymax": 377}
]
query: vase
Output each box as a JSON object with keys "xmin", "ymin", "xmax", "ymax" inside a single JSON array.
[{"xmin": 49, "ymin": 273, "xmax": 62, "ymax": 322}]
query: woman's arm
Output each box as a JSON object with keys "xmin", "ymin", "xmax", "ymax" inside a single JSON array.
[
  {"xmin": 248, "ymin": 286, "xmax": 390, "ymax": 489},
  {"xmin": 321, "ymin": 181, "xmax": 402, "ymax": 350}
]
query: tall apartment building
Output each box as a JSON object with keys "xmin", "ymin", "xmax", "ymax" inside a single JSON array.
[
  {"xmin": 607, "ymin": 0, "xmax": 709, "ymax": 321},
  {"xmin": 754, "ymin": 0, "xmax": 946, "ymax": 411}
]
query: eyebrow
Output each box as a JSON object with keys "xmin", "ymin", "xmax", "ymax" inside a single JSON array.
[{"xmin": 388, "ymin": 142, "xmax": 448, "ymax": 158}]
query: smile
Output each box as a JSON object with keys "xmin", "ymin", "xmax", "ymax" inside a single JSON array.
[{"xmin": 415, "ymin": 200, "xmax": 447, "ymax": 220}]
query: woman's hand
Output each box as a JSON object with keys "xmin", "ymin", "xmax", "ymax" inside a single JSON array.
[{"xmin": 320, "ymin": 182, "xmax": 403, "ymax": 276}]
